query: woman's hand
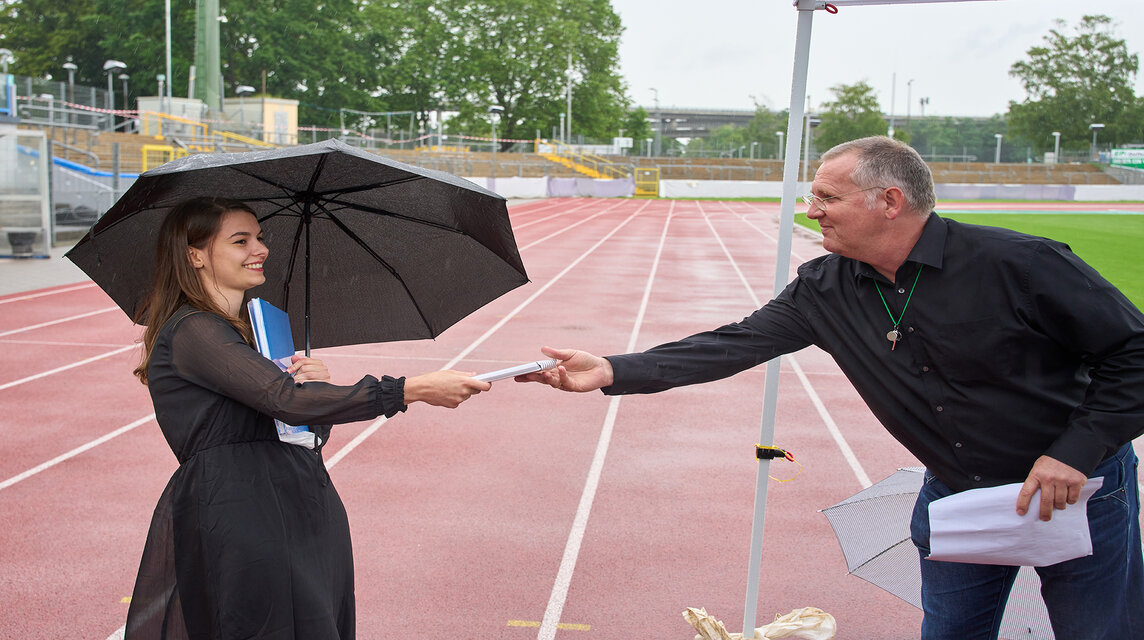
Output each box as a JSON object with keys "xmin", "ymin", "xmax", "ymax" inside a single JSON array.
[
  {"xmin": 404, "ymin": 370, "xmax": 491, "ymax": 408},
  {"xmin": 287, "ymin": 355, "xmax": 331, "ymax": 384}
]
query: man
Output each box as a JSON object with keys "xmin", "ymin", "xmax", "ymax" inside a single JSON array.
[{"xmin": 518, "ymin": 136, "xmax": 1144, "ymax": 640}]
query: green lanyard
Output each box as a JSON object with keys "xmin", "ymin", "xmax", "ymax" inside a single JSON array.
[{"xmin": 873, "ymin": 266, "xmax": 923, "ymax": 350}]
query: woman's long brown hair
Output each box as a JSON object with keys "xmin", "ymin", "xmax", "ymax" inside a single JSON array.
[{"xmin": 133, "ymin": 197, "xmax": 258, "ymax": 384}]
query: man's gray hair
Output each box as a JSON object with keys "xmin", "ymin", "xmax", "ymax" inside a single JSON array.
[{"xmin": 820, "ymin": 136, "xmax": 936, "ymax": 215}]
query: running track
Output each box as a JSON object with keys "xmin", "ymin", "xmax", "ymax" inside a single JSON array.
[{"xmin": 2, "ymin": 198, "xmax": 1141, "ymax": 639}]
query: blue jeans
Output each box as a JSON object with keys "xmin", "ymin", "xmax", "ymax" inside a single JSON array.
[{"xmin": 910, "ymin": 444, "xmax": 1143, "ymax": 640}]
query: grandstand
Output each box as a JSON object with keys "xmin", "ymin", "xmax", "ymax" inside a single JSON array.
[{"xmin": 26, "ymin": 123, "xmax": 1123, "ymax": 187}]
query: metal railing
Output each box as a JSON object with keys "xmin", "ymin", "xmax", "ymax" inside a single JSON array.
[
  {"xmin": 14, "ymin": 95, "xmax": 113, "ymax": 130},
  {"xmin": 140, "ymin": 111, "xmax": 209, "ymax": 140},
  {"xmin": 539, "ymin": 140, "xmax": 631, "ymax": 179}
]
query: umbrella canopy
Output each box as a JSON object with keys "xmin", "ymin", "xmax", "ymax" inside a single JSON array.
[
  {"xmin": 66, "ymin": 139, "xmax": 528, "ymax": 351},
  {"xmin": 821, "ymin": 468, "xmax": 1055, "ymax": 640}
]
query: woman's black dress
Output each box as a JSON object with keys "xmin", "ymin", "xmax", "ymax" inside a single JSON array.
[{"xmin": 124, "ymin": 306, "xmax": 406, "ymax": 640}]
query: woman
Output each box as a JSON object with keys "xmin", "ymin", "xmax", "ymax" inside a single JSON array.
[{"xmin": 125, "ymin": 196, "xmax": 489, "ymax": 639}]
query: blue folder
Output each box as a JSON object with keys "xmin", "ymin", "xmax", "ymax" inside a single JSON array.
[{"xmin": 247, "ymin": 298, "xmax": 310, "ymax": 437}]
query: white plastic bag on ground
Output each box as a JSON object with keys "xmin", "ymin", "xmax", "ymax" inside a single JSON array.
[{"xmin": 685, "ymin": 606, "xmax": 836, "ymax": 640}]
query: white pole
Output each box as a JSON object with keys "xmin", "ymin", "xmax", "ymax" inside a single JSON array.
[
  {"xmin": 888, "ymin": 72, "xmax": 896, "ymax": 137},
  {"xmin": 566, "ymin": 53, "xmax": 573, "ymax": 145},
  {"xmin": 742, "ymin": 2, "xmax": 814, "ymax": 636},
  {"xmin": 906, "ymin": 79, "xmax": 913, "ymax": 130},
  {"xmin": 165, "ymin": 0, "xmax": 173, "ymax": 101},
  {"xmin": 802, "ymin": 94, "xmax": 811, "ymax": 182}
]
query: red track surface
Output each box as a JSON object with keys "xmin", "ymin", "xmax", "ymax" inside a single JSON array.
[{"xmin": 2, "ymin": 198, "xmax": 1141, "ymax": 639}]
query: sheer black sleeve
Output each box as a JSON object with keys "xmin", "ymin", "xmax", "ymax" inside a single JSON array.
[{"xmin": 165, "ymin": 311, "xmax": 407, "ymax": 424}]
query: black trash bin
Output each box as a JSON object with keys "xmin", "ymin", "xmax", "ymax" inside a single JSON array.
[{"xmin": 7, "ymin": 230, "xmax": 40, "ymax": 257}]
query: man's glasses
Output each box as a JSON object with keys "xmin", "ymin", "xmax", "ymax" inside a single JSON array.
[{"xmin": 802, "ymin": 186, "xmax": 886, "ymax": 212}]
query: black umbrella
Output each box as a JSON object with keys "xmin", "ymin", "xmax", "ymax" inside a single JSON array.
[{"xmin": 66, "ymin": 139, "xmax": 528, "ymax": 352}]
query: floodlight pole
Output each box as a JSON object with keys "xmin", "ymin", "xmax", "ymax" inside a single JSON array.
[
  {"xmin": 566, "ymin": 53, "xmax": 573, "ymax": 145},
  {"xmin": 165, "ymin": 0, "xmax": 173, "ymax": 104},
  {"xmin": 741, "ymin": 1, "xmax": 814, "ymax": 636}
]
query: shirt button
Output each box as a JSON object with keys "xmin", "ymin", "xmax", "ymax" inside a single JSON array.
[
  {"xmin": 907, "ymin": 326, "xmax": 915, "ymax": 333},
  {"xmin": 936, "ymin": 405, "xmax": 944, "ymax": 412},
  {"xmin": 973, "ymin": 475, "xmax": 982, "ymax": 482},
  {"xmin": 955, "ymin": 442, "xmax": 963, "ymax": 448},
  {"xmin": 922, "ymin": 365, "xmax": 930, "ymax": 372},
  {"xmin": 897, "ymin": 288, "xmax": 906, "ymax": 294}
]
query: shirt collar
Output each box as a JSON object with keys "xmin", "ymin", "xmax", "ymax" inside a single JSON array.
[
  {"xmin": 854, "ymin": 212, "xmax": 947, "ymax": 282},
  {"xmin": 906, "ymin": 212, "xmax": 946, "ymax": 269}
]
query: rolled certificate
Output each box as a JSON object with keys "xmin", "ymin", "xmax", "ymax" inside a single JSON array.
[{"xmin": 475, "ymin": 358, "xmax": 559, "ymax": 382}]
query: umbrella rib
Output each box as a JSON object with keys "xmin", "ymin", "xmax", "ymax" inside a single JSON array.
[
  {"xmin": 278, "ymin": 212, "xmax": 308, "ymax": 311},
  {"xmin": 322, "ymin": 174, "xmax": 425, "ymax": 196},
  {"xmin": 217, "ymin": 165, "xmax": 426, "ymax": 203},
  {"xmin": 321, "ymin": 197, "xmax": 465, "ymax": 234},
  {"xmin": 255, "ymin": 198, "xmax": 301, "ymax": 222},
  {"xmin": 851, "ymin": 539, "xmax": 912, "ymax": 574},
  {"xmin": 316, "ymin": 204, "xmax": 438, "ymax": 336}
]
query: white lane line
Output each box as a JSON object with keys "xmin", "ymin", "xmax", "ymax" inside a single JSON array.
[
  {"xmin": 786, "ymin": 357, "xmax": 872, "ymax": 488},
  {"xmin": 514, "ymin": 204, "xmax": 620, "ymax": 248},
  {"xmin": 0, "ymin": 306, "xmax": 120, "ymax": 337},
  {"xmin": 0, "ymin": 344, "xmax": 137, "ymax": 392},
  {"xmin": 511, "ymin": 199, "xmax": 599, "ymax": 231},
  {"xmin": 0, "ymin": 282, "xmax": 96, "ymax": 303},
  {"xmin": 325, "ymin": 199, "xmax": 641, "ymax": 471},
  {"xmin": 538, "ymin": 200, "xmax": 672, "ymax": 640},
  {"xmin": 700, "ymin": 204, "xmax": 873, "ymax": 489},
  {"xmin": 0, "ymin": 413, "xmax": 155, "ymax": 492}
]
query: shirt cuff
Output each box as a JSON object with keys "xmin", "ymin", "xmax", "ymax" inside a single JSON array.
[
  {"xmin": 378, "ymin": 375, "xmax": 408, "ymax": 417},
  {"xmin": 1043, "ymin": 430, "xmax": 1111, "ymax": 477},
  {"xmin": 601, "ymin": 355, "xmax": 637, "ymax": 395}
]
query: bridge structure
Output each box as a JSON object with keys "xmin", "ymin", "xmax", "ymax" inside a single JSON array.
[{"xmin": 639, "ymin": 106, "xmax": 756, "ymax": 140}]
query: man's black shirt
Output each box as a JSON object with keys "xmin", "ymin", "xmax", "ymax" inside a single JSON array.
[{"xmin": 605, "ymin": 214, "xmax": 1144, "ymax": 492}]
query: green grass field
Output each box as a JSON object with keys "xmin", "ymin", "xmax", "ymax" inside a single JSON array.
[{"xmin": 794, "ymin": 211, "xmax": 1144, "ymax": 308}]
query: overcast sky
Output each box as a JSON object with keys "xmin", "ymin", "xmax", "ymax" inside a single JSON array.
[{"xmin": 609, "ymin": 0, "xmax": 1144, "ymax": 118}]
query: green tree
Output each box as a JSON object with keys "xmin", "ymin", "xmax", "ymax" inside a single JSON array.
[
  {"xmin": 0, "ymin": 0, "xmax": 119, "ymax": 88},
  {"xmin": 443, "ymin": 0, "xmax": 626, "ymax": 150},
  {"xmin": 619, "ymin": 106, "xmax": 652, "ymax": 154},
  {"xmin": 370, "ymin": 0, "xmax": 461, "ymax": 139},
  {"xmin": 682, "ymin": 106, "xmax": 790, "ymax": 158},
  {"xmin": 813, "ymin": 81, "xmax": 888, "ymax": 150},
  {"xmin": 746, "ymin": 106, "xmax": 789, "ymax": 158},
  {"xmin": 697, "ymin": 124, "xmax": 750, "ymax": 157},
  {"xmin": 2, "ymin": 0, "xmax": 635, "ymax": 141},
  {"xmin": 904, "ymin": 117, "xmax": 961, "ymax": 158},
  {"xmin": 95, "ymin": 0, "xmax": 198, "ymax": 110},
  {"xmin": 908, "ymin": 116, "xmax": 1014, "ymax": 162},
  {"xmin": 1007, "ymin": 14, "xmax": 1143, "ymax": 154},
  {"xmin": 222, "ymin": 0, "xmax": 389, "ymax": 128}
]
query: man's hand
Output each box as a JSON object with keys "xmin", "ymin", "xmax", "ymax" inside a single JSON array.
[
  {"xmin": 514, "ymin": 346, "xmax": 614, "ymax": 392},
  {"xmin": 1016, "ymin": 455, "xmax": 1088, "ymax": 521}
]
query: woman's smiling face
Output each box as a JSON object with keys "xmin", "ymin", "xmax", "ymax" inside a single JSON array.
[{"xmin": 189, "ymin": 209, "xmax": 268, "ymax": 314}]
